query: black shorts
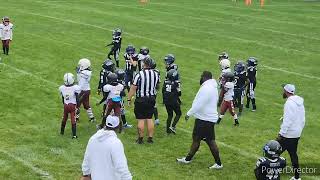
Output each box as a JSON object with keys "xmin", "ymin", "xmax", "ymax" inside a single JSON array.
[
  {"xmin": 192, "ymin": 119, "xmax": 215, "ymax": 141},
  {"xmin": 134, "ymin": 96, "xmax": 156, "ymax": 119}
]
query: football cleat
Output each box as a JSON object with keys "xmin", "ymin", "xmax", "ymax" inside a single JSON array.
[
  {"xmin": 72, "ymin": 135, "xmax": 78, "ymax": 139},
  {"xmin": 123, "ymin": 123, "xmax": 133, "ymax": 128},
  {"xmin": 234, "ymin": 119, "xmax": 239, "ymax": 126},
  {"xmin": 209, "ymin": 163, "xmax": 223, "ymax": 169},
  {"xmin": 147, "ymin": 137, "xmax": 153, "ymax": 144},
  {"xmin": 176, "ymin": 157, "xmax": 191, "ymax": 164}
]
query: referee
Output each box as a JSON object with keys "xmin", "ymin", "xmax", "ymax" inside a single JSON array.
[{"xmin": 128, "ymin": 58, "xmax": 160, "ymax": 144}]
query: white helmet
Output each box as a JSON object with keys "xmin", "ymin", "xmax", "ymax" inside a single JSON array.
[
  {"xmin": 63, "ymin": 73, "xmax": 75, "ymax": 86},
  {"xmin": 220, "ymin": 59, "xmax": 231, "ymax": 70},
  {"xmin": 78, "ymin": 58, "xmax": 91, "ymax": 71}
]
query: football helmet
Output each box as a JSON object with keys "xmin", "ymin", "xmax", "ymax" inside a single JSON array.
[
  {"xmin": 220, "ymin": 59, "xmax": 231, "ymax": 70},
  {"xmin": 218, "ymin": 52, "xmax": 229, "ymax": 60},
  {"xmin": 144, "ymin": 57, "xmax": 153, "ymax": 68},
  {"xmin": 78, "ymin": 58, "xmax": 91, "ymax": 71},
  {"xmin": 234, "ymin": 61, "xmax": 246, "ymax": 75},
  {"xmin": 164, "ymin": 54, "xmax": 175, "ymax": 65},
  {"xmin": 140, "ymin": 46, "xmax": 150, "ymax": 55},
  {"xmin": 126, "ymin": 45, "xmax": 136, "ymax": 55},
  {"xmin": 63, "ymin": 73, "xmax": 75, "ymax": 86},
  {"xmin": 150, "ymin": 58, "xmax": 157, "ymax": 69},
  {"xmin": 263, "ymin": 140, "xmax": 282, "ymax": 159},
  {"xmin": 223, "ymin": 71, "xmax": 234, "ymax": 82},
  {"xmin": 115, "ymin": 69, "xmax": 125, "ymax": 81},
  {"xmin": 107, "ymin": 73, "xmax": 118, "ymax": 83},
  {"xmin": 166, "ymin": 69, "xmax": 179, "ymax": 81},
  {"xmin": 113, "ymin": 28, "xmax": 122, "ymax": 36},
  {"xmin": 247, "ymin": 57, "xmax": 258, "ymax": 67},
  {"xmin": 102, "ymin": 59, "xmax": 114, "ymax": 71}
]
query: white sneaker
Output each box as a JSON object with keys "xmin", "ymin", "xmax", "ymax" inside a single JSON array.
[
  {"xmin": 123, "ymin": 123, "xmax": 133, "ymax": 128},
  {"xmin": 209, "ymin": 163, "xmax": 223, "ymax": 169},
  {"xmin": 155, "ymin": 119, "xmax": 160, "ymax": 125},
  {"xmin": 290, "ymin": 177, "xmax": 301, "ymax": 180},
  {"xmin": 176, "ymin": 157, "xmax": 191, "ymax": 164}
]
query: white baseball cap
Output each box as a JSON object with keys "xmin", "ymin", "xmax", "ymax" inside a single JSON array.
[
  {"xmin": 106, "ymin": 115, "xmax": 120, "ymax": 128},
  {"xmin": 283, "ymin": 84, "xmax": 295, "ymax": 94}
]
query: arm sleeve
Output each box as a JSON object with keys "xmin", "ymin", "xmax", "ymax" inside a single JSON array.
[
  {"xmin": 0, "ymin": 26, "xmax": 3, "ymax": 39},
  {"xmin": 132, "ymin": 73, "xmax": 140, "ymax": 86},
  {"xmin": 111, "ymin": 141, "xmax": 132, "ymax": 180},
  {"xmin": 187, "ymin": 87, "xmax": 207, "ymax": 116},
  {"xmin": 254, "ymin": 159, "xmax": 263, "ymax": 180},
  {"xmin": 82, "ymin": 142, "xmax": 91, "ymax": 176},
  {"xmin": 10, "ymin": 25, "xmax": 13, "ymax": 40},
  {"xmin": 279, "ymin": 102, "xmax": 295, "ymax": 136}
]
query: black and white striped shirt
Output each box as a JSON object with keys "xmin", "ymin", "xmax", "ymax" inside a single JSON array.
[{"xmin": 133, "ymin": 69, "xmax": 160, "ymax": 98}]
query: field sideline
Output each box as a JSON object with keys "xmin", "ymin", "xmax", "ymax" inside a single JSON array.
[{"xmin": 0, "ymin": 0, "xmax": 319, "ymax": 179}]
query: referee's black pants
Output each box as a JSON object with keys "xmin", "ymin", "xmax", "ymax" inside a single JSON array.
[{"xmin": 278, "ymin": 137, "xmax": 300, "ymax": 179}]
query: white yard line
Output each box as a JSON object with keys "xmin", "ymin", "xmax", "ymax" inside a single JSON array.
[
  {"xmin": 9, "ymin": 11, "xmax": 319, "ymax": 81},
  {"xmin": 0, "ymin": 149, "xmax": 54, "ymax": 179},
  {"xmin": 34, "ymin": 1, "xmax": 317, "ymax": 55}
]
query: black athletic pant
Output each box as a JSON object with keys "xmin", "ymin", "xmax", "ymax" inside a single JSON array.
[
  {"xmin": 165, "ymin": 102, "xmax": 181, "ymax": 132},
  {"xmin": 278, "ymin": 137, "xmax": 300, "ymax": 179}
]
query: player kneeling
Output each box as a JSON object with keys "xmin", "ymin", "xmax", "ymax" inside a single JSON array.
[
  {"xmin": 162, "ymin": 69, "xmax": 181, "ymax": 134},
  {"xmin": 59, "ymin": 73, "xmax": 80, "ymax": 139},
  {"xmin": 255, "ymin": 140, "xmax": 286, "ymax": 180},
  {"xmin": 217, "ymin": 72, "xmax": 239, "ymax": 126}
]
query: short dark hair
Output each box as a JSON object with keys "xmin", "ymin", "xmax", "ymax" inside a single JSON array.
[
  {"xmin": 201, "ymin": 71, "xmax": 212, "ymax": 79},
  {"xmin": 144, "ymin": 57, "xmax": 152, "ymax": 68}
]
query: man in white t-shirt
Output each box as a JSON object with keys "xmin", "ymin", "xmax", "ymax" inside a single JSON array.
[
  {"xmin": 76, "ymin": 58, "xmax": 95, "ymax": 122},
  {"xmin": 59, "ymin": 73, "xmax": 80, "ymax": 139},
  {"xmin": 0, "ymin": 16, "xmax": 13, "ymax": 55}
]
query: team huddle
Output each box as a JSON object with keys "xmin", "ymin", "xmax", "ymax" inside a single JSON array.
[{"xmin": 57, "ymin": 28, "xmax": 305, "ymax": 180}]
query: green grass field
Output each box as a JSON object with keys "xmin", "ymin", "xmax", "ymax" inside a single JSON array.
[{"xmin": 0, "ymin": 0, "xmax": 320, "ymax": 179}]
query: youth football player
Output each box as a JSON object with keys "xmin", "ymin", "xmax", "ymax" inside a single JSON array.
[
  {"xmin": 59, "ymin": 73, "xmax": 80, "ymax": 139},
  {"xmin": 246, "ymin": 57, "xmax": 258, "ymax": 111},
  {"xmin": 217, "ymin": 72, "xmax": 239, "ymax": 126},
  {"xmin": 234, "ymin": 61, "xmax": 248, "ymax": 116},
  {"xmin": 162, "ymin": 69, "xmax": 181, "ymax": 134},
  {"xmin": 254, "ymin": 140, "xmax": 286, "ymax": 180},
  {"xmin": 107, "ymin": 28, "xmax": 122, "ymax": 67},
  {"xmin": 137, "ymin": 46, "xmax": 150, "ymax": 71},
  {"xmin": 0, "ymin": 16, "xmax": 13, "ymax": 55},
  {"xmin": 76, "ymin": 58, "xmax": 95, "ymax": 122},
  {"xmin": 124, "ymin": 45, "xmax": 138, "ymax": 92}
]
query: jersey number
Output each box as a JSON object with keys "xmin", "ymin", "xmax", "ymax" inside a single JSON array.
[{"xmin": 166, "ymin": 84, "xmax": 172, "ymax": 92}]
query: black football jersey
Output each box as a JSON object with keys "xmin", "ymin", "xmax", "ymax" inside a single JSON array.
[
  {"xmin": 235, "ymin": 72, "xmax": 247, "ymax": 89},
  {"xmin": 254, "ymin": 157, "xmax": 286, "ymax": 180},
  {"xmin": 162, "ymin": 80, "xmax": 181, "ymax": 104},
  {"xmin": 247, "ymin": 67, "xmax": 257, "ymax": 83},
  {"xmin": 112, "ymin": 35, "xmax": 121, "ymax": 44},
  {"xmin": 166, "ymin": 63, "xmax": 178, "ymax": 72},
  {"xmin": 124, "ymin": 53, "xmax": 138, "ymax": 72},
  {"xmin": 98, "ymin": 69, "xmax": 112, "ymax": 90}
]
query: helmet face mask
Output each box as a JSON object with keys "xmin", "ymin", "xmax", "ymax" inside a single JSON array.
[
  {"xmin": 247, "ymin": 57, "xmax": 258, "ymax": 67},
  {"xmin": 218, "ymin": 52, "xmax": 229, "ymax": 61},
  {"xmin": 140, "ymin": 46, "xmax": 149, "ymax": 55},
  {"xmin": 64, "ymin": 73, "xmax": 75, "ymax": 86},
  {"xmin": 234, "ymin": 61, "xmax": 246, "ymax": 75},
  {"xmin": 2, "ymin": 16, "xmax": 9, "ymax": 25},
  {"xmin": 164, "ymin": 54, "xmax": 175, "ymax": 66}
]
